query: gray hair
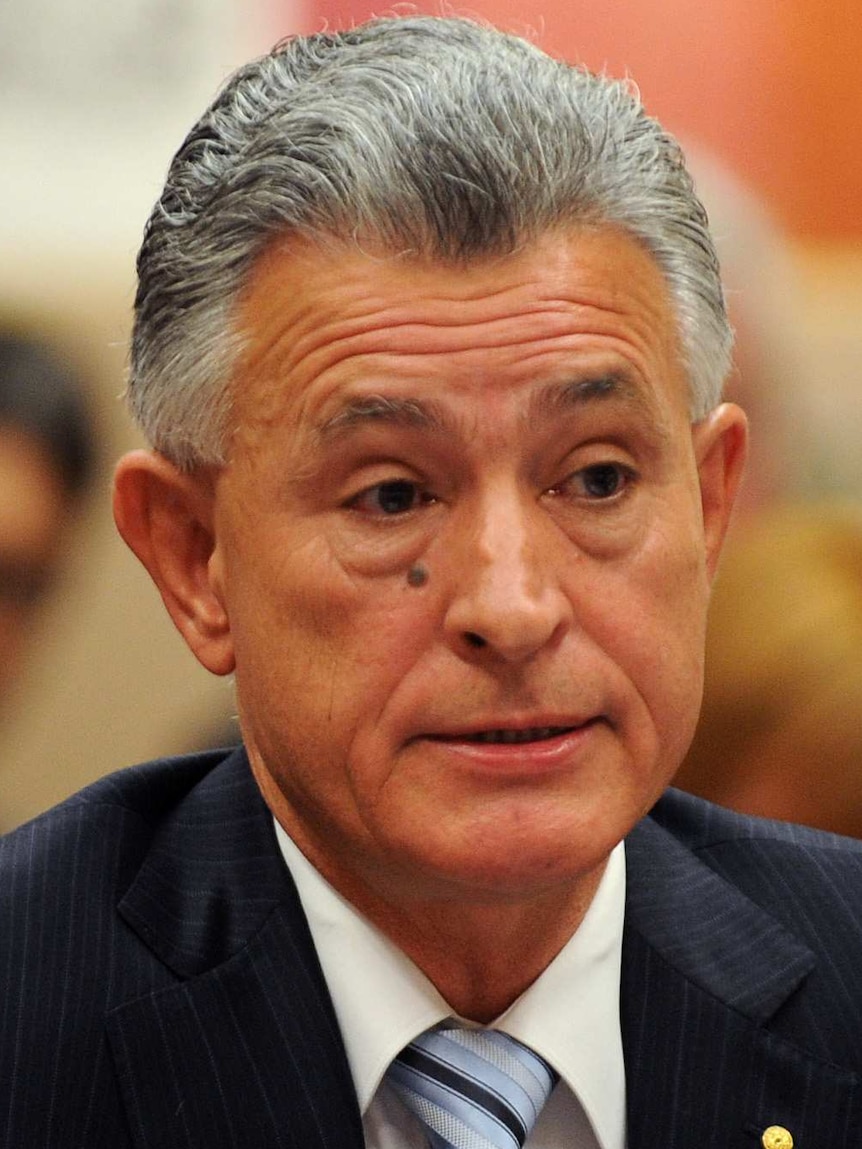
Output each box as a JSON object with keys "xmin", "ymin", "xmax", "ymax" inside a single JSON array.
[{"xmin": 129, "ymin": 14, "xmax": 732, "ymax": 470}]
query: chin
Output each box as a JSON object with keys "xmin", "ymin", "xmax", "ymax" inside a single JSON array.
[{"xmin": 409, "ymin": 837, "xmax": 610, "ymax": 905}]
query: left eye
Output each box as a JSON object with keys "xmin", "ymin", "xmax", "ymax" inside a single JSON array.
[
  {"xmin": 553, "ymin": 463, "xmax": 633, "ymax": 501},
  {"xmin": 347, "ymin": 479, "xmax": 434, "ymax": 516}
]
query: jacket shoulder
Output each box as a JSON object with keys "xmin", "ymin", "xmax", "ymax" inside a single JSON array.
[
  {"xmin": 0, "ymin": 748, "xmax": 262, "ymax": 1145},
  {"xmin": 0, "ymin": 749, "xmax": 235, "ymax": 905},
  {"xmin": 649, "ymin": 785, "xmax": 862, "ymax": 859},
  {"xmin": 643, "ymin": 786, "xmax": 862, "ymax": 942}
]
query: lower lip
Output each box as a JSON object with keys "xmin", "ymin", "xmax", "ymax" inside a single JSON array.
[{"xmin": 419, "ymin": 721, "xmax": 603, "ymax": 775}]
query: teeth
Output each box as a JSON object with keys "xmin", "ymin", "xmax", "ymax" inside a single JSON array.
[{"xmin": 469, "ymin": 726, "xmax": 569, "ymax": 744}]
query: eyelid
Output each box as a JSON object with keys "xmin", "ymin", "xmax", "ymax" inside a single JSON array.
[
  {"xmin": 339, "ymin": 460, "xmax": 422, "ymax": 502},
  {"xmin": 547, "ymin": 460, "xmax": 637, "ymax": 502}
]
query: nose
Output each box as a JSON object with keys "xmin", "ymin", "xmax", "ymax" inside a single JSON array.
[{"xmin": 442, "ymin": 489, "xmax": 573, "ymax": 664}]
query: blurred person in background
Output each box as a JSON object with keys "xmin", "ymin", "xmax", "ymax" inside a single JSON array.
[
  {"xmin": 675, "ymin": 503, "xmax": 862, "ymax": 838},
  {"xmin": 0, "ymin": 329, "xmax": 95, "ymax": 711}
]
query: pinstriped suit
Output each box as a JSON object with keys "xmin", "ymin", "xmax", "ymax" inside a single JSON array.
[{"xmin": 2, "ymin": 746, "xmax": 861, "ymax": 1147}]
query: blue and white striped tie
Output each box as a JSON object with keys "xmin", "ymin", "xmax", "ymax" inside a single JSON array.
[{"xmin": 388, "ymin": 1022, "xmax": 559, "ymax": 1149}]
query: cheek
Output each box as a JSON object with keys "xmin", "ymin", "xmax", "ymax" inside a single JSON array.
[
  {"xmin": 229, "ymin": 530, "xmax": 436, "ymax": 727},
  {"xmin": 590, "ymin": 520, "xmax": 709, "ymax": 754},
  {"xmin": 638, "ymin": 542, "xmax": 709, "ymax": 749}
]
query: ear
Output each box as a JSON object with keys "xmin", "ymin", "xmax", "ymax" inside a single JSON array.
[
  {"xmin": 113, "ymin": 450, "xmax": 235, "ymax": 676},
  {"xmin": 692, "ymin": 402, "xmax": 749, "ymax": 583}
]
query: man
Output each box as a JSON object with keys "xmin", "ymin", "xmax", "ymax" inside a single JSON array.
[
  {"xmin": 1, "ymin": 16, "xmax": 860, "ymax": 1149},
  {"xmin": 0, "ymin": 330, "xmax": 94, "ymax": 710}
]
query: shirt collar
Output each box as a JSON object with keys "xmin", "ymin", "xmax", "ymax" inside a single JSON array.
[{"xmin": 274, "ymin": 821, "xmax": 626, "ymax": 1149}]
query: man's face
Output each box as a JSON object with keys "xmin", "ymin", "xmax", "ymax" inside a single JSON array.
[{"xmin": 205, "ymin": 227, "xmax": 740, "ymax": 909}]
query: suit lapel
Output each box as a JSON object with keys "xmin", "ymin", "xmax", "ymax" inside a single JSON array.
[
  {"xmin": 107, "ymin": 749, "xmax": 364, "ymax": 1149},
  {"xmin": 622, "ymin": 808, "xmax": 860, "ymax": 1148}
]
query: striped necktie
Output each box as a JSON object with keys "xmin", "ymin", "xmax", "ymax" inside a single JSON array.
[{"xmin": 388, "ymin": 1022, "xmax": 559, "ymax": 1149}]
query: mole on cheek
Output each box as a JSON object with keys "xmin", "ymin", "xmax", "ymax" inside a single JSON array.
[{"xmin": 406, "ymin": 564, "xmax": 429, "ymax": 588}]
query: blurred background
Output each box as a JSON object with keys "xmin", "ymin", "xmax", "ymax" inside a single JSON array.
[{"xmin": 2, "ymin": 0, "xmax": 861, "ymax": 831}]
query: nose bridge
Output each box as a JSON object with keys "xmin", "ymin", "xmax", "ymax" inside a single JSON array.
[
  {"xmin": 444, "ymin": 480, "xmax": 570, "ymax": 660},
  {"xmin": 474, "ymin": 482, "xmax": 541, "ymax": 596}
]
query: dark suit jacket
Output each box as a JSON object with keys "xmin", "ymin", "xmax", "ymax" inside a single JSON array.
[{"xmin": 2, "ymin": 746, "xmax": 861, "ymax": 1147}]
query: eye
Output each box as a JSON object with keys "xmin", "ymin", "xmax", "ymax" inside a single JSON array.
[
  {"xmin": 578, "ymin": 463, "xmax": 629, "ymax": 499},
  {"xmin": 550, "ymin": 462, "xmax": 634, "ymax": 502},
  {"xmin": 346, "ymin": 479, "xmax": 435, "ymax": 516}
]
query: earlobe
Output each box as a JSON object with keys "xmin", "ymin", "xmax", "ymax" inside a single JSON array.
[
  {"xmin": 693, "ymin": 402, "xmax": 749, "ymax": 583},
  {"xmin": 113, "ymin": 450, "xmax": 236, "ymax": 676}
]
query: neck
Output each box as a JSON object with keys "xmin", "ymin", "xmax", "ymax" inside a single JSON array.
[
  {"xmin": 254, "ymin": 757, "xmax": 610, "ymax": 1021},
  {"xmin": 334, "ymin": 864, "xmax": 606, "ymax": 1023}
]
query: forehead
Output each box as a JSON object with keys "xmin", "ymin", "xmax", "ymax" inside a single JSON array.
[{"xmin": 229, "ymin": 227, "xmax": 688, "ymax": 444}]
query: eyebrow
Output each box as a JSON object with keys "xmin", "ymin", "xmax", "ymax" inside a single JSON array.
[
  {"xmin": 316, "ymin": 394, "xmax": 452, "ymax": 440},
  {"xmin": 529, "ymin": 373, "xmax": 645, "ymax": 418},
  {"xmin": 315, "ymin": 372, "xmax": 658, "ymax": 442}
]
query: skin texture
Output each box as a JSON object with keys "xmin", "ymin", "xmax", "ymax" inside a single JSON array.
[{"xmin": 115, "ymin": 226, "xmax": 747, "ymax": 1019}]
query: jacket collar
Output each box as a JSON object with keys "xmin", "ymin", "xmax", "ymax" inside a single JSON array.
[
  {"xmin": 117, "ymin": 746, "xmax": 290, "ymax": 977},
  {"xmin": 621, "ymin": 791, "xmax": 857, "ymax": 1149},
  {"xmin": 624, "ymin": 799, "xmax": 815, "ymax": 1020},
  {"xmin": 110, "ymin": 747, "xmax": 365, "ymax": 1148}
]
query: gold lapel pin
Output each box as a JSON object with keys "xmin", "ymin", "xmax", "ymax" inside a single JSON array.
[{"xmin": 762, "ymin": 1127, "xmax": 793, "ymax": 1149}]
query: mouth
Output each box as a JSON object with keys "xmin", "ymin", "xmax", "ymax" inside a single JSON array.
[
  {"xmin": 415, "ymin": 718, "xmax": 603, "ymax": 774},
  {"xmin": 426, "ymin": 721, "xmax": 594, "ymax": 746},
  {"xmin": 454, "ymin": 726, "xmax": 576, "ymax": 745}
]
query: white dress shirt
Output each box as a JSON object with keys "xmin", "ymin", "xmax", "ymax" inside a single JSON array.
[{"xmin": 275, "ymin": 822, "xmax": 627, "ymax": 1149}]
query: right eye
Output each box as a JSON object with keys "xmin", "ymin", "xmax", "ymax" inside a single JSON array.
[
  {"xmin": 547, "ymin": 460, "xmax": 637, "ymax": 505},
  {"xmin": 346, "ymin": 479, "xmax": 436, "ymax": 517}
]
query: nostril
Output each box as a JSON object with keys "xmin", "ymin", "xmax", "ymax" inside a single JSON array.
[{"xmin": 464, "ymin": 632, "xmax": 487, "ymax": 649}]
